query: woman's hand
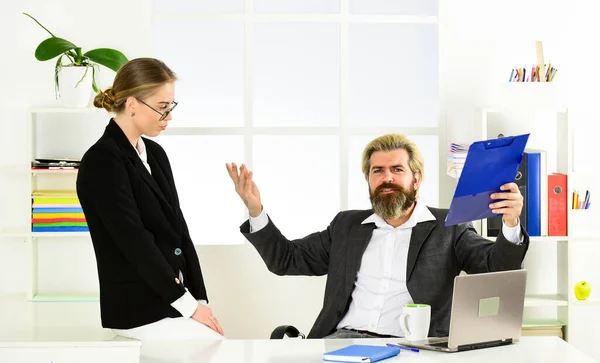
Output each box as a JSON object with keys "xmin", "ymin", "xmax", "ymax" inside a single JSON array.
[{"xmin": 192, "ymin": 304, "xmax": 224, "ymax": 335}]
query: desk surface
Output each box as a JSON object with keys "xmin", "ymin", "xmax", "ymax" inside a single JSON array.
[
  {"xmin": 0, "ymin": 327, "xmax": 140, "ymax": 348},
  {"xmin": 139, "ymin": 336, "xmax": 596, "ymax": 363}
]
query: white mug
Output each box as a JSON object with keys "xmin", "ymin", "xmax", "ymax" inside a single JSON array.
[{"xmin": 399, "ymin": 303, "xmax": 431, "ymax": 341}]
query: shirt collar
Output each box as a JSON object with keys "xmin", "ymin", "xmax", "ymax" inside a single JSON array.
[
  {"xmin": 361, "ymin": 200, "xmax": 436, "ymax": 229},
  {"xmin": 132, "ymin": 137, "xmax": 148, "ymax": 164}
]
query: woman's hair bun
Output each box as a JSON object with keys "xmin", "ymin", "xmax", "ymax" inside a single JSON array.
[{"xmin": 93, "ymin": 88, "xmax": 116, "ymax": 112}]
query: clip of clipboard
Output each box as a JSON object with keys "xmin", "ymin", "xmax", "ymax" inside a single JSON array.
[{"xmin": 445, "ymin": 133, "xmax": 530, "ymax": 227}]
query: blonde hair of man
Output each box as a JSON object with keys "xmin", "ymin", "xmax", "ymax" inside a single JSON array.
[{"xmin": 361, "ymin": 134, "xmax": 425, "ymax": 198}]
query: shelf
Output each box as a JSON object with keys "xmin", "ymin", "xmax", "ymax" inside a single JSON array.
[
  {"xmin": 569, "ymin": 298, "xmax": 600, "ymax": 307},
  {"xmin": 530, "ymin": 236, "xmax": 569, "ymax": 242},
  {"xmin": 31, "ymin": 168, "xmax": 79, "ymax": 175},
  {"xmin": 0, "ymin": 228, "xmax": 89, "ymax": 238},
  {"xmin": 486, "ymin": 236, "xmax": 569, "ymax": 242},
  {"xmin": 30, "ymin": 293, "xmax": 99, "ymax": 302},
  {"xmin": 522, "ymin": 318, "xmax": 566, "ymax": 327},
  {"xmin": 524, "ymin": 294, "xmax": 568, "ymax": 307},
  {"xmin": 484, "ymin": 107, "xmax": 568, "ymax": 114},
  {"xmin": 29, "ymin": 107, "xmax": 107, "ymax": 114},
  {"xmin": 1, "ymin": 166, "xmax": 80, "ymax": 175},
  {"xmin": 32, "ymin": 231, "xmax": 90, "ymax": 238}
]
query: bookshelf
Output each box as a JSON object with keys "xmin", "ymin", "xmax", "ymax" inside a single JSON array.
[
  {"xmin": 0, "ymin": 227, "xmax": 89, "ymax": 238},
  {"xmin": 0, "ymin": 107, "xmax": 106, "ymax": 302},
  {"xmin": 31, "ymin": 169, "xmax": 79, "ymax": 175},
  {"xmin": 524, "ymin": 294, "xmax": 568, "ymax": 307},
  {"xmin": 474, "ymin": 106, "xmax": 600, "ymax": 358},
  {"xmin": 30, "ymin": 293, "xmax": 99, "ymax": 303}
]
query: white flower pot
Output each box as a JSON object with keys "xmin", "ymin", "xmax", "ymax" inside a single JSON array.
[{"xmin": 58, "ymin": 65, "xmax": 93, "ymax": 108}]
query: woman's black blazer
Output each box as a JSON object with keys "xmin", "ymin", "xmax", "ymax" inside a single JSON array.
[{"xmin": 76, "ymin": 119, "xmax": 207, "ymax": 329}]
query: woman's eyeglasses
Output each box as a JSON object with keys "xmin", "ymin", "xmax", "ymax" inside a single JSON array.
[{"xmin": 136, "ymin": 98, "xmax": 178, "ymax": 121}]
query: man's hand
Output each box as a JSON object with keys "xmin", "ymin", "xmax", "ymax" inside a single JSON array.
[
  {"xmin": 192, "ymin": 304, "xmax": 224, "ymax": 335},
  {"xmin": 489, "ymin": 182, "xmax": 523, "ymax": 227},
  {"xmin": 226, "ymin": 163, "xmax": 263, "ymax": 217}
]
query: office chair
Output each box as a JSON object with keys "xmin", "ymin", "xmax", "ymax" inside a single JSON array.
[{"xmin": 270, "ymin": 325, "xmax": 305, "ymax": 339}]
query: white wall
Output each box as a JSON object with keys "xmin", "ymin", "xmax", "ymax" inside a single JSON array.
[
  {"xmin": 442, "ymin": 0, "xmax": 596, "ymax": 167},
  {"xmin": 1, "ymin": 0, "xmax": 599, "ymax": 344}
]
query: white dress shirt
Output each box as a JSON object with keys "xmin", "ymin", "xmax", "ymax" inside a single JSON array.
[
  {"xmin": 250, "ymin": 201, "xmax": 523, "ymax": 337},
  {"xmin": 132, "ymin": 137, "xmax": 204, "ymax": 319}
]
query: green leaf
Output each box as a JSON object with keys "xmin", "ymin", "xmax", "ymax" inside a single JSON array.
[
  {"xmin": 35, "ymin": 37, "xmax": 79, "ymax": 61},
  {"xmin": 84, "ymin": 48, "xmax": 128, "ymax": 72}
]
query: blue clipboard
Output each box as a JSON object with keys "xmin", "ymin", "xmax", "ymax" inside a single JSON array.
[{"xmin": 445, "ymin": 133, "xmax": 530, "ymax": 226}]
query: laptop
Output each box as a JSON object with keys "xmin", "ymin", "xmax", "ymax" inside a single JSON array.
[{"xmin": 400, "ymin": 269, "xmax": 527, "ymax": 353}]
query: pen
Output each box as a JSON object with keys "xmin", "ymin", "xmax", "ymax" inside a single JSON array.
[{"xmin": 386, "ymin": 343, "xmax": 420, "ymax": 352}]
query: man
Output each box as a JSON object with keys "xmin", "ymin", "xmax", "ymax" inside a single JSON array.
[{"xmin": 225, "ymin": 134, "xmax": 528, "ymax": 339}]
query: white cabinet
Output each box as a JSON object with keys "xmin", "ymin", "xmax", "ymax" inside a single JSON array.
[
  {"xmin": 0, "ymin": 107, "xmax": 109, "ymax": 302},
  {"xmin": 475, "ymin": 106, "xmax": 600, "ymax": 360}
]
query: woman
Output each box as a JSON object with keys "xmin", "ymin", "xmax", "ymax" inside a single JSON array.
[{"xmin": 76, "ymin": 58, "xmax": 224, "ymax": 340}]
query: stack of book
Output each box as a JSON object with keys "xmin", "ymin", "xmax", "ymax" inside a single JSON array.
[
  {"xmin": 31, "ymin": 190, "xmax": 88, "ymax": 232},
  {"xmin": 447, "ymin": 142, "xmax": 469, "ymax": 178},
  {"xmin": 521, "ymin": 320, "xmax": 565, "ymax": 339},
  {"xmin": 31, "ymin": 158, "xmax": 80, "ymax": 170}
]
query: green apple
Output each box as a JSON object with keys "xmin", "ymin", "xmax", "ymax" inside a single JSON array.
[{"xmin": 574, "ymin": 281, "xmax": 592, "ymax": 301}]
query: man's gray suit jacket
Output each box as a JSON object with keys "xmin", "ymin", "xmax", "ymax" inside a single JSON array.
[{"xmin": 240, "ymin": 207, "xmax": 529, "ymax": 339}]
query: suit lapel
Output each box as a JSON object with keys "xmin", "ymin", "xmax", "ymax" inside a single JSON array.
[
  {"xmin": 345, "ymin": 223, "xmax": 376, "ymax": 290},
  {"xmin": 133, "ymin": 157, "xmax": 175, "ymax": 215},
  {"xmin": 103, "ymin": 119, "xmax": 176, "ymax": 220},
  {"xmin": 146, "ymin": 149, "xmax": 176, "ymax": 208},
  {"xmin": 406, "ymin": 221, "xmax": 436, "ymax": 281}
]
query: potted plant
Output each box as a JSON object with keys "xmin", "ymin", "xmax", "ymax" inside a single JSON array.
[{"xmin": 24, "ymin": 12, "xmax": 129, "ymax": 107}]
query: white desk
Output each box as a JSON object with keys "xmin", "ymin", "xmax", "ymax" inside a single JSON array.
[
  {"xmin": 0, "ymin": 327, "xmax": 141, "ymax": 363},
  {"xmin": 138, "ymin": 337, "xmax": 596, "ymax": 363}
]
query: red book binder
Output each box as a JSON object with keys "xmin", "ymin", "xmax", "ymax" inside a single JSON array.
[{"xmin": 548, "ymin": 174, "xmax": 568, "ymax": 236}]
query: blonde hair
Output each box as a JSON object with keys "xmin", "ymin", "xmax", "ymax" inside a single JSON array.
[
  {"xmin": 361, "ymin": 133, "xmax": 424, "ymax": 186},
  {"xmin": 93, "ymin": 58, "xmax": 177, "ymax": 113}
]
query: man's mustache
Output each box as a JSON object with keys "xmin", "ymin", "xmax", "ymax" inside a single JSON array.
[{"xmin": 374, "ymin": 183, "xmax": 404, "ymax": 195}]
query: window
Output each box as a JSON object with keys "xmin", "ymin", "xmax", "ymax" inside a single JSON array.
[{"xmin": 152, "ymin": 0, "xmax": 440, "ymax": 245}]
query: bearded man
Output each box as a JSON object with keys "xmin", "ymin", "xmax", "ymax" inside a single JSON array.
[{"xmin": 226, "ymin": 134, "xmax": 528, "ymax": 339}]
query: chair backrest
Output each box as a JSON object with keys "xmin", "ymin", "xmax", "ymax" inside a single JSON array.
[{"xmin": 270, "ymin": 325, "xmax": 305, "ymax": 339}]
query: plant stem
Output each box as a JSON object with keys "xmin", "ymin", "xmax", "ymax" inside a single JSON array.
[
  {"xmin": 22, "ymin": 12, "xmax": 56, "ymax": 37},
  {"xmin": 75, "ymin": 48, "xmax": 83, "ymax": 65}
]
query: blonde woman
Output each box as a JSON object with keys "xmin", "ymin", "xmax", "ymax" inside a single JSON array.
[{"xmin": 77, "ymin": 58, "xmax": 224, "ymax": 341}]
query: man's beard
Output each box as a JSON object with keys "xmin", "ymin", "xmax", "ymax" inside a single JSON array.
[{"xmin": 370, "ymin": 182, "xmax": 417, "ymax": 220}]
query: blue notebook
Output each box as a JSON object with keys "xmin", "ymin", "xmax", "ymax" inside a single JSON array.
[{"xmin": 323, "ymin": 344, "xmax": 400, "ymax": 362}]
